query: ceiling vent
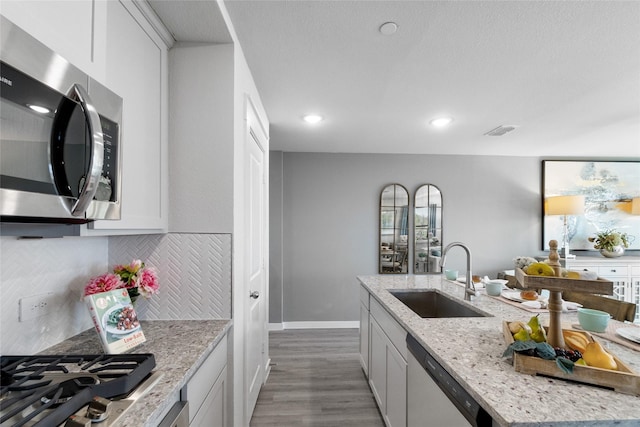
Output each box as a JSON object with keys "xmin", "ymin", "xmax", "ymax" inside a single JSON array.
[{"xmin": 484, "ymin": 125, "xmax": 518, "ymax": 136}]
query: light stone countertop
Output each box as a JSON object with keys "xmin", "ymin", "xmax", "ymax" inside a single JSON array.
[
  {"xmin": 358, "ymin": 274, "xmax": 640, "ymax": 427},
  {"xmin": 42, "ymin": 319, "xmax": 232, "ymax": 427}
]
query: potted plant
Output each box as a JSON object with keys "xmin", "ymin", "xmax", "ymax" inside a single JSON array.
[
  {"xmin": 588, "ymin": 229, "xmax": 630, "ymax": 258},
  {"xmin": 417, "ymin": 252, "xmax": 427, "ymax": 260}
]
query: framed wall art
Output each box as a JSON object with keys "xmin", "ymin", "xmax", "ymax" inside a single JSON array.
[{"xmin": 542, "ymin": 160, "xmax": 640, "ymax": 251}]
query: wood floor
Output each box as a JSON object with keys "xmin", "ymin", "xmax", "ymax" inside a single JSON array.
[{"xmin": 250, "ymin": 328, "xmax": 385, "ymax": 427}]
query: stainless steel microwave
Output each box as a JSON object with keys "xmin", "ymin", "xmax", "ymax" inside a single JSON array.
[{"xmin": 0, "ymin": 17, "xmax": 123, "ymax": 224}]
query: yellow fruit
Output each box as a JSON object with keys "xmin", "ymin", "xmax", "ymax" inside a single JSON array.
[
  {"xmin": 527, "ymin": 314, "xmax": 547, "ymax": 343},
  {"xmin": 564, "ymin": 336, "xmax": 588, "ymax": 353},
  {"xmin": 566, "ymin": 271, "xmax": 580, "ymax": 279},
  {"xmin": 526, "ymin": 262, "xmax": 555, "ymax": 276},
  {"xmin": 508, "ymin": 321, "xmax": 531, "ymax": 335},
  {"xmin": 531, "ymin": 326, "xmax": 547, "ymax": 343},
  {"xmin": 513, "ymin": 328, "xmax": 530, "ymax": 341},
  {"xmin": 583, "ymin": 342, "xmax": 617, "ymax": 370},
  {"xmin": 562, "ymin": 331, "xmax": 589, "ymax": 353},
  {"xmin": 575, "ymin": 358, "xmax": 587, "ymax": 366},
  {"xmin": 564, "ymin": 329, "xmax": 590, "ymax": 338}
]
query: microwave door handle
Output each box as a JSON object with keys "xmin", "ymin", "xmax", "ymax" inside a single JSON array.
[{"xmin": 67, "ymin": 83, "xmax": 104, "ymax": 216}]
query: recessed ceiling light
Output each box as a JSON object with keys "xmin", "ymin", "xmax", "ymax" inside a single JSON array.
[
  {"xmin": 303, "ymin": 114, "xmax": 323, "ymax": 124},
  {"xmin": 429, "ymin": 117, "xmax": 454, "ymax": 128},
  {"xmin": 379, "ymin": 22, "xmax": 398, "ymax": 36},
  {"xmin": 28, "ymin": 104, "xmax": 50, "ymax": 114}
]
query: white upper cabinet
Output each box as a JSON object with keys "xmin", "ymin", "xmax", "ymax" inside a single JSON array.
[
  {"xmin": 2, "ymin": 0, "xmax": 169, "ymax": 235},
  {"xmin": 87, "ymin": 0, "xmax": 168, "ymax": 234},
  {"xmin": 0, "ymin": 0, "xmax": 106, "ymax": 79}
]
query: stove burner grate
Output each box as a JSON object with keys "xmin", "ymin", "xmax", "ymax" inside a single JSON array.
[{"xmin": 0, "ymin": 354, "xmax": 155, "ymax": 427}]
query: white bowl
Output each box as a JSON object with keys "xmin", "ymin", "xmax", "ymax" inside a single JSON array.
[{"xmin": 485, "ymin": 279, "xmax": 508, "ymax": 296}]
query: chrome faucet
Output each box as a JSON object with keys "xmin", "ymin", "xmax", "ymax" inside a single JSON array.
[{"xmin": 440, "ymin": 242, "xmax": 476, "ymax": 301}]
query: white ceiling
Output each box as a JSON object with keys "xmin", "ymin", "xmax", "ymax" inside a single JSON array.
[{"xmin": 150, "ymin": 1, "xmax": 640, "ymax": 157}]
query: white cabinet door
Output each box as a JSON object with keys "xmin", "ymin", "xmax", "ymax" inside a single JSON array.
[
  {"xmin": 87, "ymin": 0, "xmax": 167, "ymax": 233},
  {"xmin": 190, "ymin": 367, "xmax": 227, "ymax": 427},
  {"xmin": 0, "ymin": 0, "xmax": 103, "ymax": 77},
  {"xmin": 369, "ymin": 314, "xmax": 407, "ymax": 427},
  {"xmin": 369, "ymin": 317, "xmax": 387, "ymax": 412},
  {"xmin": 360, "ymin": 301, "xmax": 369, "ymax": 375},
  {"xmin": 182, "ymin": 336, "xmax": 228, "ymax": 426}
]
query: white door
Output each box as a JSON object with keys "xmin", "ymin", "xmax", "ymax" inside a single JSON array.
[{"xmin": 244, "ymin": 101, "xmax": 268, "ymax": 421}]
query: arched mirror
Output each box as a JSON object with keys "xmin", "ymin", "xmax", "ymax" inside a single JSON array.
[
  {"xmin": 379, "ymin": 184, "xmax": 409, "ymax": 274},
  {"xmin": 414, "ymin": 184, "xmax": 443, "ymax": 274}
]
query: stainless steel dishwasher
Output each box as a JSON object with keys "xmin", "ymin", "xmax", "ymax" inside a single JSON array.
[{"xmin": 406, "ymin": 334, "xmax": 493, "ymax": 427}]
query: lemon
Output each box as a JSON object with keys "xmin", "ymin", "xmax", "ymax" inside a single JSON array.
[{"xmin": 526, "ymin": 262, "xmax": 555, "ymax": 276}]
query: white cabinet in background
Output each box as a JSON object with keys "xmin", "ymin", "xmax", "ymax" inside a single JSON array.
[
  {"xmin": 86, "ymin": 0, "xmax": 168, "ymax": 234},
  {"xmin": 182, "ymin": 334, "xmax": 229, "ymax": 427},
  {"xmin": 359, "ymin": 285, "xmax": 370, "ymax": 375},
  {"xmin": 632, "ymin": 266, "xmax": 640, "ymax": 322},
  {"xmin": 368, "ymin": 297, "xmax": 407, "ymax": 427},
  {"xmin": 567, "ymin": 256, "xmax": 640, "ymax": 323}
]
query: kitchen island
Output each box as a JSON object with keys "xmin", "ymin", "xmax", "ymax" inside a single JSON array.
[
  {"xmin": 359, "ymin": 275, "xmax": 640, "ymax": 426},
  {"xmin": 42, "ymin": 319, "xmax": 232, "ymax": 426}
]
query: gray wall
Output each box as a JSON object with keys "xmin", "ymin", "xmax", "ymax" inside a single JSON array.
[
  {"xmin": 269, "ymin": 151, "xmax": 284, "ymax": 323},
  {"xmin": 269, "ymin": 152, "xmax": 546, "ymax": 323}
]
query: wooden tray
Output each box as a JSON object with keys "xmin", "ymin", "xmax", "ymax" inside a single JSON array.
[
  {"xmin": 503, "ymin": 321, "xmax": 640, "ymax": 395},
  {"xmin": 515, "ymin": 268, "xmax": 613, "ymax": 295}
]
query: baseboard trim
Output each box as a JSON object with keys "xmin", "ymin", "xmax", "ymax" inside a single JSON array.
[
  {"xmin": 280, "ymin": 321, "xmax": 359, "ymax": 330},
  {"xmin": 268, "ymin": 323, "xmax": 284, "ymax": 331}
]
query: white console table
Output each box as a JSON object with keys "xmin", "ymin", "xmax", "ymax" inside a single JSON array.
[{"xmin": 566, "ymin": 255, "xmax": 640, "ymax": 323}]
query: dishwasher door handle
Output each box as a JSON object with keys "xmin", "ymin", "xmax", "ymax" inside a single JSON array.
[{"xmin": 158, "ymin": 401, "xmax": 189, "ymax": 427}]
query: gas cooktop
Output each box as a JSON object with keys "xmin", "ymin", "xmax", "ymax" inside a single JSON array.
[{"xmin": 0, "ymin": 354, "xmax": 160, "ymax": 427}]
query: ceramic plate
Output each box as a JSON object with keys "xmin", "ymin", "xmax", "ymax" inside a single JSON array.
[
  {"xmin": 616, "ymin": 327, "xmax": 640, "ymax": 344},
  {"xmin": 500, "ymin": 290, "xmax": 531, "ymax": 302}
]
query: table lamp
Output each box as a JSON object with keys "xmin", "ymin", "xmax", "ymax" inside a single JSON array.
[{"xmin": 545, "ymin": 195, "xmax": 585, "ymax": 259}]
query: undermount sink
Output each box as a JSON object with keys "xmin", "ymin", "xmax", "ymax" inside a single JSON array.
[{"xmin": 389, "ymin": 289, "xmax": 492, "ymax": 318}]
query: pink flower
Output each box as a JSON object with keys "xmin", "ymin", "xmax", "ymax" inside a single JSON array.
[
  {"xmin": 128, "ymin": 259, "xmax": 143, "ymax": 273},
  {"xmin": 113, "ymin": 259, "xmax": 144, "ymax": 288},
  {"xmin": 84, "ymin": 273, "xmax": 124, "ymax": 296},
  {"xmin": 84, "ymin": 259, "xmax": 158, "ymax": 301},
  {"xmin": 138, "ymin": 268, "xmax": 159, "ymax": 298}
]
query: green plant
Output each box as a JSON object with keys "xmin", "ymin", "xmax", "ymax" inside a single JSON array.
[
  {"xmin": 418, "ymin": 252, "xmax": 427, "ymax": 258},
  {"xmin": 588, "ymin": 230, "xmax": 630, "ymax": 251}
]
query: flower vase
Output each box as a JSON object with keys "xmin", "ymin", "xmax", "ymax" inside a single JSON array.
[{"xmin": 600, "ymin": 246, "xmax": 625, "ymax": 258}]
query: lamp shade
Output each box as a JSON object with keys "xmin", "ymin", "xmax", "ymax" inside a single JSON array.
[
  {"xmin": 632, "ymin": 197, "xmax": 640, "ymax": 215},
  {"xmin": 545, "ymin": 195, "xmax": 586, "ymax": 215}
]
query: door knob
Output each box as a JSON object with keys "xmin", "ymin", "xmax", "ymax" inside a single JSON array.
[{"xmin": 250, "ymin": 291, "xmax": 260, "ymax": 299}]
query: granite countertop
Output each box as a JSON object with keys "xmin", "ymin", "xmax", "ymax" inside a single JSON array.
[
  {"xmin": 42, "ymin": 319, "xmax": 232, "ymax": 427},
  {"xmin": 358, "ymin": 275, "xmax": 640, "ymax": 427}
]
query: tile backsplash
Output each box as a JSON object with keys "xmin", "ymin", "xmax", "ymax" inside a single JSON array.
[
  {"xmin": 0, "ymin": 233, "xmax": 232, "ymax": 355},
  {"xmin": 108, "ymin": 233, "xmax": 232, "ymax": 321},
  {"xmin": 0, "ymin": 236, "xmax": 108, "ymax": 355}
]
